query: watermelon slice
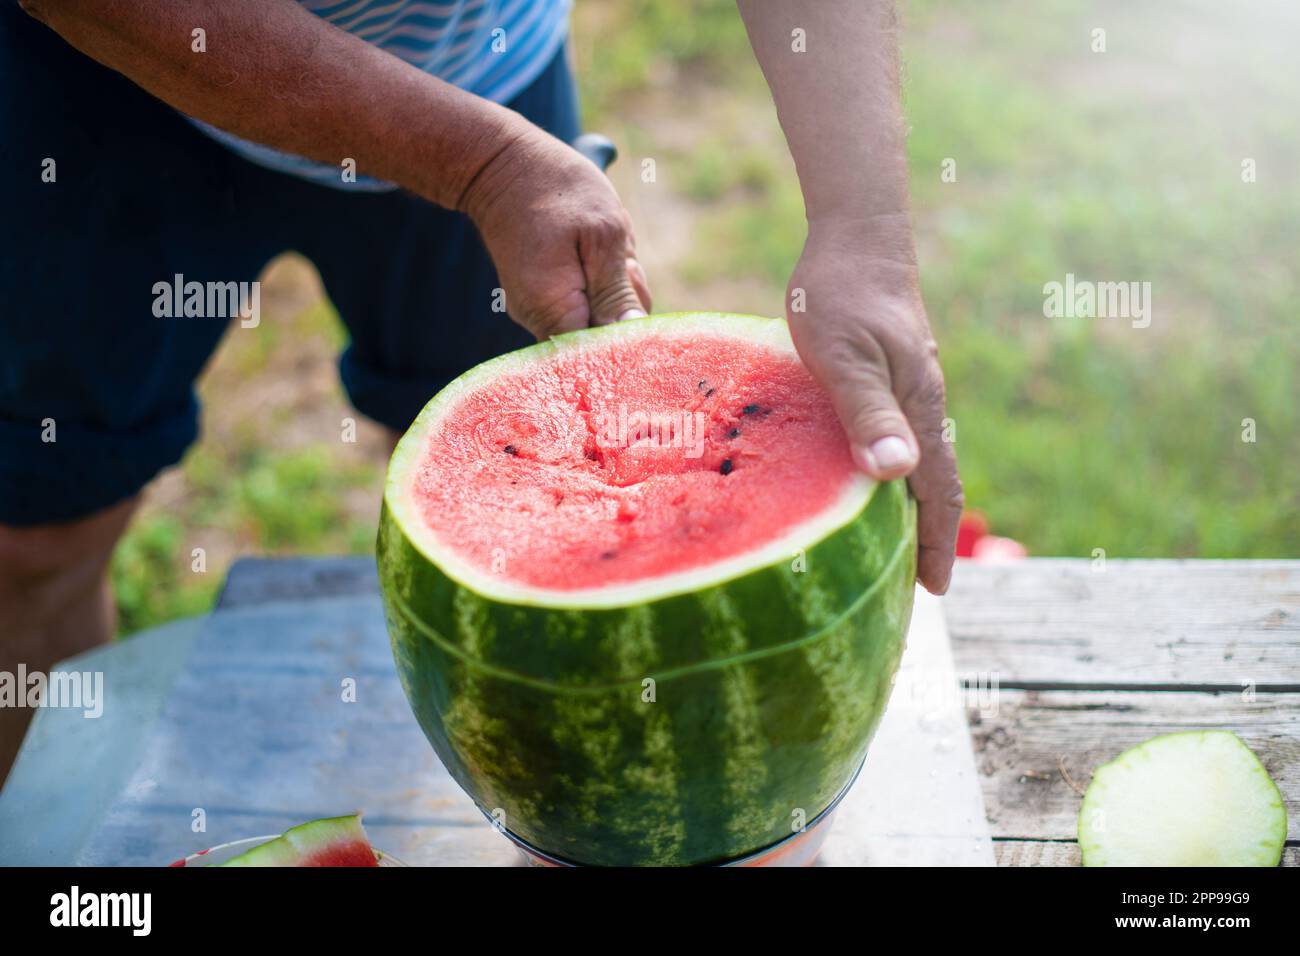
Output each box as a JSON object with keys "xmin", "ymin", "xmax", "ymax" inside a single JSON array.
[
  {"xmin": 1078, "ymin": 731, "xmax": 1288, "ymax": 867},
  {"xmin": 379, "ymin": 313, "xmax": 917, "ymax": 865},
  {"xmin": 217, "ymin": 814, "xmax": 379, "ymax": 867}
]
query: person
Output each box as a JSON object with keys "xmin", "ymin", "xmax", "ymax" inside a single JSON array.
[{"xmin": 0, "ymin": 0, "xmax": 962, "ymax": 779}]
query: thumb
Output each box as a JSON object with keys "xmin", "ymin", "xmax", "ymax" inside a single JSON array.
[
  {"xmin": 822, "ymin": 340, "xmax": 920, "ymax": 481},
  {"xmin": 849, "ymin": 401, "xmax": 920, "ymax": 481},
  {"xmin": 585, "ymin": 245, "xmax": 649, "ymax": 326}
]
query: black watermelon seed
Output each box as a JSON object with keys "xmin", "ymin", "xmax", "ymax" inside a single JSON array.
[
  {"xmin": 600, "ymin": 550, "xmax": 616, "ymax": 560},
  {"xmin": 742, "ymin": 403, "xmax": 760, "ymax": 416},
  {"xmin": 698, "ymin": 379, "xmax": 708, "ymax": 390},
  {"xmin": 727, "ymin": 428, "xmax": 740, "ymax": 439},
  {"xmin": 720, "ymin": 458, "xmax": 734, "ymax": 475},
  {"xmin": 705, "ymin": 388, "xmax": 715, "ymax": 397},
  {"xmin": 503, "ymin": 444, "xmax": 518, "ymax": 455}
]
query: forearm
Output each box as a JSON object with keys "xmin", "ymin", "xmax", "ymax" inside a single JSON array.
[
  {"xmin": 20, "ymin": 0, "xmax": 531, "ymax": 210},
  {"xmin": 737, "ymin": 0, "xmax": 914, "ymax": 258},
  {"xmin": 739, "ymin": 3, "xmax": 960, "ymax": 594}
]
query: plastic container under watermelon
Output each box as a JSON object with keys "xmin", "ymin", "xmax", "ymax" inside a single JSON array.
[{"xmin": 378, "ymin": 313, "xmax": 917, "ymax": 866}]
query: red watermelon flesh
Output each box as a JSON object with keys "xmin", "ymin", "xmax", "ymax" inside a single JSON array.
[
  {"xmin": 217, "ymin": 814, "xmax": 378, "ymax": 867},
  {"xmin": 408, "ymin": 329, "xmax": 855, "ymax": 592}
]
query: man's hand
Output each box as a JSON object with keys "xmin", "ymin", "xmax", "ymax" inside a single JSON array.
[
  {"xmin": 464, "ymin": 128, "xmax": 651, "ymax": 339},
  {"xmin": 787, "ymin": 219, "xmax": 962, "ymax": 594},
  {"xmin": 24, "ymin": 0, "xmax": 652, "ymax": 342},
  {"xmin": 738, "ymin": 0, "xmax": 962, "ymax": 593}
]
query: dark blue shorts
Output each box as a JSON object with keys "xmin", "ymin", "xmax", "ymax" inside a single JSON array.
[{"xmin": 0, "ymin": 5, "xmax": 580, "ymax": 526}]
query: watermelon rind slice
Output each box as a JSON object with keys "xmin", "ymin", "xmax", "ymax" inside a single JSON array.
[
  {"xmin": 216, "ymin": 814, "xmax": 378, "ymax": 867},
  {"xmin": 1078, "ymin": 730, "xmax": 1287, "ymax": 867}
]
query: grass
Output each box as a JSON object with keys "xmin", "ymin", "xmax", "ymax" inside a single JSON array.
[
  {"xmin": 112, "ymin": 0, "xmax": 1298, "ymax": 635},
  {"xmin": 112, "ymin": 445, "xmax": 381, "ymax": 636},
  {"xmin": 578, "ymin": 0, "xmax": 1299, "ymax": 559}
]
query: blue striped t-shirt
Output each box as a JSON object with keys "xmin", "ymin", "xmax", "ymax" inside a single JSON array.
[{"xmin": 190, "ymin": 0, "xmax": 572, "ymax": 190}]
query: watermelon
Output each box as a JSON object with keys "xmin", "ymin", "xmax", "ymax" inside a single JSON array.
[
  {"xmin": 378, "ymin": 313, "xmax": 917, "ymax": 865},
  {"xmin": 217, "ymin": 814, "xmax": 379, "ymax": 867},
  {"xmin": 1078, "ymin": 731, "xmax": 1288, "ymax": 867}
]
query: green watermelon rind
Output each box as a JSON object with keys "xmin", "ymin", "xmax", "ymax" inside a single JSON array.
[
  {"xmin": 384, "ymin": 482, "xmax": 914, "ymax": 865},
  {"xmin": 386, "ymin": 482, "xmax": 913, "ymax": 692},
  {"xmin": 378, "ymin": 312, "xmax": 919, "ymax": 865}
]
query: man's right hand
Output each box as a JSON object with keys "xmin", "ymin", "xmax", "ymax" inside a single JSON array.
[
  {"xmin": 22, "ymin": 0, "xmax": 646, "ymax": 345},
  {"xmin": 25, "ymin": 1, "xmax": 647, "ymax": 341},
  {"xmin": 462, "ymin": 127, "xmax": 652, "ymax": 339}
]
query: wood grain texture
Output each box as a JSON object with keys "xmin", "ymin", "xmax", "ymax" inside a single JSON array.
[
  {"xmin": 217, "ymin": 556, "xmax": 379, "ymax": 609},
  {"xmin": 972, "ymin": 689, "xmax": 1300, "ymax": 843},
  {"xmin": 946, "ymin": 559, "xmax": 1300, "ymax": 688}
]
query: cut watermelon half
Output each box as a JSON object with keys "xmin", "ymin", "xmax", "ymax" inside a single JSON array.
[
  {"xmin": 216, "ymin": 814, "xmax": 379, "ymax": 867},
  {"xmin": 1078, "ymin": 731, "xmax": 1287, "ymax": 867},
  {"xmin": 385, "ymin": 312, "xmax": 873, "ymax": 607},
  {"xmin": 379, "ymin": 313, "xmax": 918, "ymax": 865}
]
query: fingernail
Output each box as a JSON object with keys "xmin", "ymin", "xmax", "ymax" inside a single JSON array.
[
  {"xmin": 616, "ymin": 309, "xmax": 647, "ymax": 322},
  {"xmin": 860, "ymin": 436, "xmax": 913, "ymax": 473}
]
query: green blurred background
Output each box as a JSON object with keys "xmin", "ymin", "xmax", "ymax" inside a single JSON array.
[{"xmin": 112, "ymin": 0, "xmax": 1299, "ymax": 635}]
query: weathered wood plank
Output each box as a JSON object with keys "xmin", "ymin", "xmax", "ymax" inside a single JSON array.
[
  {"xmin": 217, "ymin": 556, "xmax": 378, "ymax": 609},
  {"xmin": 994, "ymin": 841, "xmax": 1081, "ymax": 866},
  {"xmin": 972, "ymin": 689, "xmax": 1300, "ymax": 841},
  {"xmin": 946, "ymin": 560, "xmax": 1300, "ymax": 688},
  {"xmin": 993, "ymin": 842, "xmax": 1300, "ymax": 867}
]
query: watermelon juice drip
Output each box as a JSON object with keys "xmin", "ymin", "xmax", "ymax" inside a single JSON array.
[{"xmin": 410, "ymin": 333, "xmax": 856, "ymax": 591}]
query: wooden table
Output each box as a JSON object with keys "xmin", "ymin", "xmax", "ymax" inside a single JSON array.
[
  {"xmin": 944, "ymin": 559, "xmax": 1300, "ymax": 865},
  {"xmin": 215, "ymin": 556, "xmax": 1300, "ymax": 866},
  {"xmin": 3, "ymin": 557, "xmax": 1295, "ymax": 866}
]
